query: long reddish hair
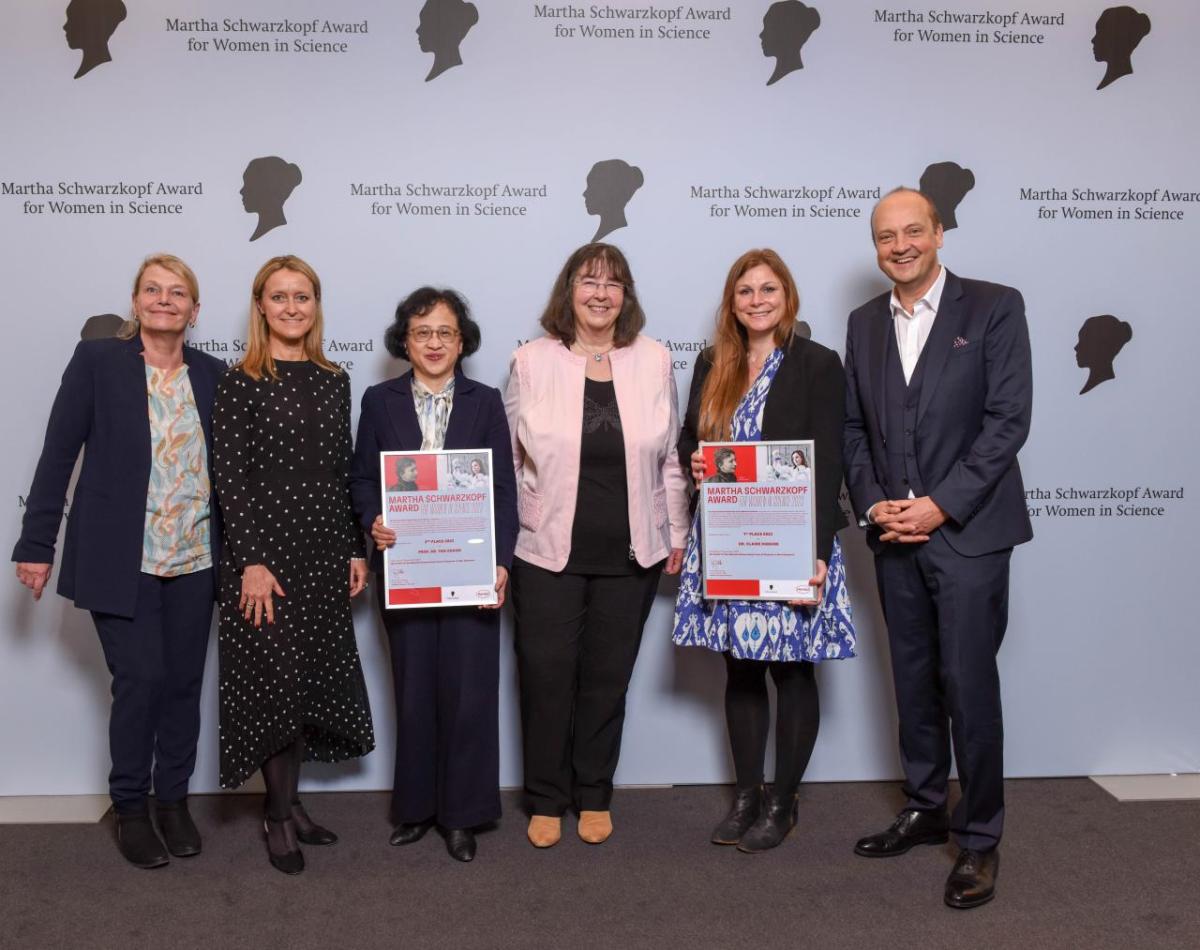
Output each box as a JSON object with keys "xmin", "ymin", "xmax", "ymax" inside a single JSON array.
[{"xmin": 697, "ymin": 248, "xmax": 799, "ymax": 441}]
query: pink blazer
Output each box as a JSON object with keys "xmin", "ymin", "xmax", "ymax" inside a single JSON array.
[{"xmin": 504, "ymin": 334, "xmax": 690, "ymax": 572}]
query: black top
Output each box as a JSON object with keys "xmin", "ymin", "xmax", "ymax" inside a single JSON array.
[
  {"xmin": 679, "ymin": 335, "xmax": 848, "ymax": 563},
  {"xmin": 565, "ymin": 378, "xmax": 634, "ymax": 574}
]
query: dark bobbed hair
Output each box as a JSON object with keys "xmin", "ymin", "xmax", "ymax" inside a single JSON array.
[
  {"xmin": 385, "ymin": 286, "xmax": 481, "ymax": 360},
  {"xmin": 538, "ymin": 243, "xmax": 646, "ymax": 348}
]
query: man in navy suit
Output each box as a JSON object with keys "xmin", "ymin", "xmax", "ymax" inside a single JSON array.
[{"xmin": 843, "ymin": 188, "xmax": 1032, "ymax": 909}]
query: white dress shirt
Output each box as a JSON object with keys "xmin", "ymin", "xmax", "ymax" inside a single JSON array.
[{"xmin": 890, "ymin": 265, "xmax": 946, "ymax": 383}]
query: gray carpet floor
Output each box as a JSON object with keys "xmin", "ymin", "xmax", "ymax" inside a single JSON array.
[{"xmin": 1, "ymin": 779, "xmax": 1196, "ymax": 950}]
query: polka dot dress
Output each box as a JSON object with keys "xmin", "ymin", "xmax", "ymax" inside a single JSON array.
[{"xmin": 213, "ymin": 360, "xmax": 374, "ymax": 789}]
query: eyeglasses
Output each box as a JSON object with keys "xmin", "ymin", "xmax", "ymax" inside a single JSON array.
[
  {"xmin": 408, "ymin": 326, "xmax": 461, "ymax": 343},
  {"xmin": 575, "ymin": 278, "xmax": 625, "ymax": 295}
]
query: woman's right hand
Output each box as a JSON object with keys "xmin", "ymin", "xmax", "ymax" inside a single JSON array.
[
  {"xmin": 240, "ymin": 564, "xmax": 285, "ymax": 628},
  {"xmin": 371, "ymin": 515, "xmax": 397, "ymax": 551},
  {"xmin": 15, "ymin": 562, "xmax": 52, "ymax": 601},
  {"xmin": 690, "ymin": 449, "xmax": 707, "ymax": 488}
]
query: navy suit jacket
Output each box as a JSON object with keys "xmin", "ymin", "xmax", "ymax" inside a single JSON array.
[
  {"xmin": 12, "ymin": 334, "xmax": 226, "ymax": 616},
  {"xmin": 349, "ymin": 369, "xmax": 518, "ymax": 575},
  {"xmin": 843, "ymin": 270, "xmax": 1033, "ymax": 557}
]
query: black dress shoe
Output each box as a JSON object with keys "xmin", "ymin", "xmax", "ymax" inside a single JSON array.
[
  {"xmin": 854, "ymin": 808, "xmax": 949, "ymax": 857},
  {"xmin": 389, "ymin": 818, "xmax": 436, "ymax": 846},
  {"xmin": 945, "ymin": 848, "xmax": 999, "ymax": 909},
  {"xmin": 290, "ymin": 800, "xmax": 337, "ymax": 846},
  {"xmin": 263, "ymin": 817, "xmax": 304, "ymax": 875},
  {"xmin": 711, "ymin": 785, "xmax": 763, "ymax": 845},
  {"xmin": 444, "ymin": 828, "xmax": 477, "ymax": 863},
  {"xmin": 736, "ymin": 788, "xmax": 798, "ymax": 853},
  {"xmin": 116, "ymin": 813, "xmax": 169, "ymax": 869},
  {"xmin": 156, "ymin": 798, "xmax": 201, "ymax": 857}
]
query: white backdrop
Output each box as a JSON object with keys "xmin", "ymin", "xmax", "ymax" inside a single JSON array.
[{"xmin": 2, "ymin": 0, "xmax": 1197, "ymax": 796}]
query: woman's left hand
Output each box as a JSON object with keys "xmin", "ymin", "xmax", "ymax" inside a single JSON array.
[
  {"xmin": 349, "ymin": 558, "xmax": 368, "ymax": 597},
  {"xmin": 479, "ymin": 565, "xmax": 509, "ymax": 610},
  {"xmin": 664, "ymin": 547, "xmax": 684, "ymax": 575},
  {"xmin": 789, "ymin": 558, "xmax": 827, "ymax": 607}
]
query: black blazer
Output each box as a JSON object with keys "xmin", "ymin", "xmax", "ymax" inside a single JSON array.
[
  {"xmin": 12, "ymin": 335, "xmax": 226, "ymax": 617},
  {"xmin": 679, "ymin": 335, "xmax": 848, "ymax": 563},
  {"xmin": 842, "ymin": 270, "xmax": 1033, "ymax": 556},
  {"xmin": 349, "ymin": 368, "xmax": 518, "ymax": 575}
]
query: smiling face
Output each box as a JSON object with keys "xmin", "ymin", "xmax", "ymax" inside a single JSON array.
[
  {"xmin": 406, "ymin": 301, "xmax": 463, "ymax": 390},
  {"xmin": 732, "ymin": 264, "xmax": 785, "ymax": 340},
  {"xmin": 257, "ymin": 268, "xmax": 317, "ymax": 352},
  {"xmin": 571, "ymin": 262, "xmax": 625, "ymax": 342},
  {"xmin": 133, "ymin": 264, "xmax": 198, "ymax": 338},
  {"xmin": 872, "ymin": 191, "xmax": 944, "ymax": 303}
]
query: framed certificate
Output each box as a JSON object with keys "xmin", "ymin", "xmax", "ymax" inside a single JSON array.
[
  {"xmin": 379, "ymin": 449, "xmax": 498, "ymax": 609},
  {"xmin": 698, "ymin": 440, "xmax": 817, "ymax": 601}
]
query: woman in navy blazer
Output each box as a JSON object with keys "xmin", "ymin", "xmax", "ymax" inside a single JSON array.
[
  {"xmin": 349, "ymin": 287, "xmax": 517, "ymax": 863},
  {"xmin": 12, "ymin": 254, "xmax": 225, "ymax": 869}
]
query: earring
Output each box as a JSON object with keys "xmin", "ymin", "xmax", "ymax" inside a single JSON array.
[{"xmin": 188, "ymin": 320, "xmax": 196, "ymax": 328}]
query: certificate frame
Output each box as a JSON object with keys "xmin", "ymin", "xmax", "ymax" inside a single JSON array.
[
  {"xmin": 379, "ymin": 448, "xmax": 498, "ymax": 609},
  {"xmin": 698, "ymin": 439, "xmax": 817, "ymax": 601}
]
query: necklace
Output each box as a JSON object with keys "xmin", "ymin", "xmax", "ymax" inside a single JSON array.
[{"xmin": 574, "ymin": 339, "xmax": 614, "ymax": 362}]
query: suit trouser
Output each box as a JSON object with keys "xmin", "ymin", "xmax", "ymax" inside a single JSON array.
[
  {"xmin": 91, "ymin": 569, "xmax": 214, "ymax": 815},
  {"xmin": 874, "ymin": 533, "xmax": 1011, "ymax": 852},
  {"xmin": 510, "ymin": 558, "xmax": 661, "ymax": 816},
  {"xmin": 376, "ymin": 584, "xmax": 501, "ymax": 830}
]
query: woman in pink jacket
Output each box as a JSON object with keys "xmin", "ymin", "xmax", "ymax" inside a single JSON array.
[{"xmin": 505, "ymin": 243, "xmax": 689, "ymax": 849}]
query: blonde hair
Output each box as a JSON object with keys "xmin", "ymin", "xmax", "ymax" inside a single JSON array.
[
  {"xmin": 697, "ymin": 248, "xmax": 799, "ymax": 441},
  {"xmin": 237, "ymin": 254, "xmax": 340, "ymax": 381},
  {"xmin": 118, "ymin": 253, "xmax": 200, "ymax": 340}
]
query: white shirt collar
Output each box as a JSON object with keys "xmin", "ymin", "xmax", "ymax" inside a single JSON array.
[{"xmin": 889, "ymin": 265, "xmax": 946, "ymax": 320}]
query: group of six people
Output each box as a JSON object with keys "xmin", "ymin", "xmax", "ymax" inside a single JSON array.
[{"xmin": 13, "ymin": 187, "xmax": 1032, "ymax": 910}]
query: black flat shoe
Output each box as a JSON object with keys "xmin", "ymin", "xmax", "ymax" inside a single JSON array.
[
  {"xmin": 444, "ymin": 827, "xmax": 476, "ymax": 863},
  {"xmin": 945, "ymin": 848, "xmax": 999, "ymax": 909},
  {"xmin": 116, "ymin": 813, "xmax": 169, "ymax": 869},
  {"xmin": 390, "ymin": 818, "xmax": 436, "ymax": 846},
  {"xmin": 854, "ymin": 808, "xmax": 949, "ymax": 857},
  {"xmin": 711, "ymin": 785, "xmax": 763, "ymax": 845},
  {"xmin": 737, "ymin": 788, "xmax": 798, "ymax": 853},
  {"xmin": 263, "ymin": 817, "xmax": 304, "ymax": 875},
  {"xmin": 290, "ymin": 800, "xmax": 337, "ymax": 846},
  {"xmin": 156, "ymin": 798, "xmax": 201, "ymax": 857}
]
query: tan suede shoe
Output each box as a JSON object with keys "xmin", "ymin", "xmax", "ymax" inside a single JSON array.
[
  {"xmin": 577, "ymin": 810, "xmax": 612, "ymax": 844},
  {"xmin": 527, "ymin": 815, "xmax": 562, "ymax": 848}
]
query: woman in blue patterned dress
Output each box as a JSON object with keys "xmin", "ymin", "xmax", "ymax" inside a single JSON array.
[{"xmin": 673, "ymin": 248, "xmax": 855, "ymax": 852}]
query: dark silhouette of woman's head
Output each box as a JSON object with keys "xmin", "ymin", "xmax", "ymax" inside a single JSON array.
[
  {"xmin": 1092, "ymin": 6, "xmax": 1151, "ymax": 90},
  {"xmin": 760, "ymin": 1, "xmax": 821, "ymax": 86},
  {"xmin": 80, "ymin": 313, "xmax": 123, "ymax": 340},
  {"xmin": 416, "ymin": 0, "xmax": 479, "ymax": 82},
  {"xmin": 1075, "ymin": 314, "xmax": 1132, "ymax": 394},
  {"xmin": 583, "ymin": 160, "xmax": 644, "ymax": 241},
  {"xmin": 240, "ymin": 157, "xmax": 303, "ymax": 242},
  {"xmin": 919, "ymin": 162, "xmax": 976, "ymax": 231},
  {"xmin": 64, "ymin": 0, "xmax": 127, "ymax": 79}
]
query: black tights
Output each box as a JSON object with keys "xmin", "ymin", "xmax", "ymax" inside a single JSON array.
[
  {"xmin": 723, "ymin": 655, "xmax": 819, "ymax": 798},
  {"xmin": 262, "ymin": 734, "xmax": 306, "ymax": 821}
]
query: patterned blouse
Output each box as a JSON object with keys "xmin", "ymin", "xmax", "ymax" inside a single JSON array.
[
  {"xmin": 413, "ymin": 376, "xmax": 455, "ymax": 450},
  {"xmin": 142, "ymin": 364, "xmax": 212, "ymax": 576}
]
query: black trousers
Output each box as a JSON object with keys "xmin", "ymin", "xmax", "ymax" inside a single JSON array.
[
  {"xmin": 874, "ymin": 533, "xmax": 1011, "ymax": 852},
  {"xmin": 510, "ymin": 558, "xmax": 662, "ymax": 816},
  {"xmin": 90, "ymin": 569, "xmax": 214, "ymax": 814},
  {"xmin": 377, "ymin": 584, "xmax": 501, "ymax": 830}
]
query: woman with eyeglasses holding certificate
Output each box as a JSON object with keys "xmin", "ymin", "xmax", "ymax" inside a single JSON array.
[
  {"xmin": 504, "ymin": 243, "xmax": 690, "ymax": 849},
  {"xmin": 350, "ymin": 287, "xmax": 517, "ymax": 863}
]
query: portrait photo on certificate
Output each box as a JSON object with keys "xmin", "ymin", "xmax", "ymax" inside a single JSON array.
[
  {"xmin": 379, "ymin": 449, "xmax": 499, "ymax": 608},
  {"xmin": 698, "ymin": 440, "xmax": 817, "ymax": 601}
]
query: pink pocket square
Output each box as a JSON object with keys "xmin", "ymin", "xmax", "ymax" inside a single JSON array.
[{"xmin": 952, "ymin": 336, "xmax": 970, "ymax": 349}]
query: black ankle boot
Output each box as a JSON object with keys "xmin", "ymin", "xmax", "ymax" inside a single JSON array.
[
  {"xmin": 156, "ymin": 798, "xmax": 202, "ymax": 857},
  {"xmin": 116, "ymin": 812, "xmax": 169, "ymax": 869},
  {"xmin": 711, "ymin": 785, "xmax": 763, "ymax": 845},
  {"xmin": 736, "ymin": 787, "xmax": 798, "ymax": 853}
]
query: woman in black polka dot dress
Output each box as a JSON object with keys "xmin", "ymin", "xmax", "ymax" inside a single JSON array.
[{"xmin": 213, "ymin": 255, "xmax": 374, "ymax": 874}]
